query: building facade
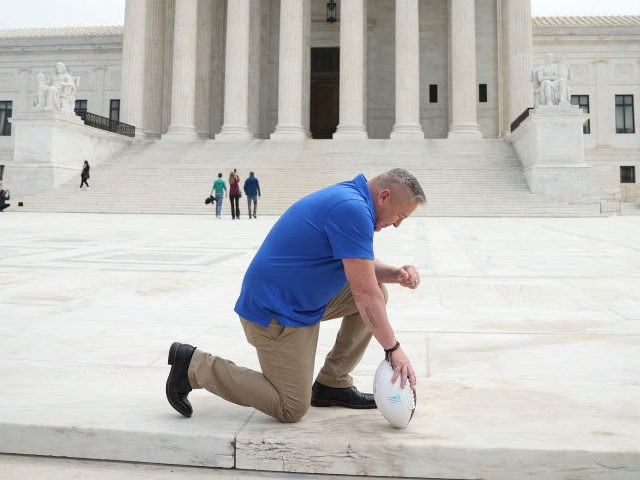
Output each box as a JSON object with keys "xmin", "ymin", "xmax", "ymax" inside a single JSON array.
[
  {"xmin": 0, "ymin": 1, "xmax": 638, "ymax": 197},
  {"xmin": 532, "ymin": 15, "xmax": 640, "ymax": 198}
]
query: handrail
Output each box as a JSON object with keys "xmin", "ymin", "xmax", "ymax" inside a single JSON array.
[
  {"xmin": 76, "ymin": 111, "xmax": 135, "ymax": 138},
  {"xmin": 510, "ymin": 107, "xmax": 533, "ymax": 133}
]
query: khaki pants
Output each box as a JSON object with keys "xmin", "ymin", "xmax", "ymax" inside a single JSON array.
[{"xmin": 188, "ymin": 283, "xmax": 388, "ymax": 422}]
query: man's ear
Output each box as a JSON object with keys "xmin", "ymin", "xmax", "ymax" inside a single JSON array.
[{"xmin": 379, "ymin": 188, "xmax": 391, "ymax": 203}]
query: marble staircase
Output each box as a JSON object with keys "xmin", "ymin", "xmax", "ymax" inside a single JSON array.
[
  {"xmin": 17, "ymin": 138, "xmax": 601, "ymax": 216},
  {"xmin": 621, "ymin": 202, "xmax": 640, "ymax": 215}
]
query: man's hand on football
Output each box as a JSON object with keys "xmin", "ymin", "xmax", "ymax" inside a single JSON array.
[{"xmin": 390, "ymin": 347, "xmax": 416, "ymax": 390}]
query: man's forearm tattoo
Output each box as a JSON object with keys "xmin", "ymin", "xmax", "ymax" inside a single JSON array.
[{"xmin": 365, "ymin": 307, "xmax": 378, "ymax": 328}]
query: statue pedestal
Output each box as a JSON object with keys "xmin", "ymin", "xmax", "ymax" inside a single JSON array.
[
  {"xmin": 509, "ymin": 105, "xmax": 593, "ymax": 200},
  {"xmin": 6, "ymin": 110, "xmax": 133, "ymax": 197}
]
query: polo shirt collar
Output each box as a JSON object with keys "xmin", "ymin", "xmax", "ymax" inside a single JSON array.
[{"xmin": 353, "ymin": 174, "xmax": 375, "ymax": 226}]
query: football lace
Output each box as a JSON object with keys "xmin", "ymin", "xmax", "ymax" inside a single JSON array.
[{"xmin": 407, "ymin": 388, "xmax": 416, "ymax": 410}]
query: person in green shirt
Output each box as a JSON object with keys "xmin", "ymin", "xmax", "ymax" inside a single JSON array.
[{"xmin": 211, "ymin": 173, "xmax": 227, "ymax": 218}]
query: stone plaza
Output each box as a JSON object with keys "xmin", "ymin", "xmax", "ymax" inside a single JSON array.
[
  {"xmin": 1, "ymin": 211, "xmax": 639, "ymax": 479},
  {"xmin": 0, "ymin": 1, "xmax": 639, "ymax": 477}
]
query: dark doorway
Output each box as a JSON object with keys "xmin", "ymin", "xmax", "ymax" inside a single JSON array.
[{"xmin": 310, "ymin": 48, "xmax": 339, "ymax": 139}]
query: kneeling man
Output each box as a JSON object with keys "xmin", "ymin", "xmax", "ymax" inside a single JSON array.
[{"xmin": 167, "ymin": 168, "xmax": 426, "ymax": 422}]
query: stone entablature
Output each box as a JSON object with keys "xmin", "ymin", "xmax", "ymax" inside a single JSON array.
[
  {"xmin": 533, "ymin": 15, "xmax": 640, "ymax": 27},
  {"xmin": 0, "ymin": 26, "xmax": 124, "ymax": 39}
]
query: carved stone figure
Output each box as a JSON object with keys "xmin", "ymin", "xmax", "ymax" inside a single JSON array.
[
  {"xmin": 33, "ymin": 62, "xmax": 79, "ymax": 114},
  {"xmin": 34, "ymin": 72, "xmax": 48, "ymax": 109},
  {"xmin": 532, "ymin": 54, "xmax": 571, "ymax": 107}
]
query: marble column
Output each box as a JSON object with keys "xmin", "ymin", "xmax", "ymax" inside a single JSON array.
[
  {"xmin": 218, "ymin": 0, "xmax": 253, "ymax": 139},
  {"xmin": 165, "ymin": 0, "xmax": 198, "ymax": 140},
  {"xmin": 594, "ymin": 59, "xmax": 610, "ymax": 149},
  {"xmin": 390, "ymin": 0, "xmax": 424, "ymax": 139},
  {"xmin": 17, "ymin": 68, "xmax": 30, "ymax": 112},
  {"xmin": 120, "ymin": 0, "xmax": 147, "ymax": 134},
  {"xmin": 210, "ymin": 0, "xmax": 226, "ymax": 136},
  {"xmin": 448, "ymin": 0, "xmax": 482, "ymax": 139},
  {"xmin": 195, "ymin": 0, "xmax": 214, "ymax": 138},
  {"xmin": 271, "ymin": 0, "xmax": 311, "ymax": 139},
  {"xmin": 144, "ymin": 0, "xmax": 166, "ymax": 138},
  {"xmin": 502, "ymin": 0, "xmax": 533, "ymax": 135},
  {"xmin": 161, "ymin": 0, "xmax": 175, "ymax": 134},
  {"xmin": 93, "ymin": 66, "xmax": 106, "ymax": 116},
  {"xmin": 333, "ymin": 0, "xmax": 368, "ymax": 139},
  {"xmin": 248, "ymin": 0, "xmax": 263, "ymax": 137}
]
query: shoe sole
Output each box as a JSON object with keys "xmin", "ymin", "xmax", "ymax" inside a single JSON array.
[
  {"xmin": 310, "ymin": 398, "xmax": 377, "ymax": 409},
  {"xmin": 166, "ymin": 342, "xmax": 192, "ymax": 418}
]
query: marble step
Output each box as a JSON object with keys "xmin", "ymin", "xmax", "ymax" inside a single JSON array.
[{"xmin": 16, "ymin": 138, "xmax": 603, "ymax": 216}]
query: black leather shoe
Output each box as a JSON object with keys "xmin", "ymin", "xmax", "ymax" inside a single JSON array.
[
  {"xmin": 166, "ymin": 342, "xmax": 196, "ymax": 417},
  {"xmin": 310, "ymin": 381, "xmax": 377, "ymax": 409}
]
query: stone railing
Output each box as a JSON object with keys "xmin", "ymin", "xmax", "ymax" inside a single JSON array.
[
  {"xmin": 600, "ymin": 199, "xmax": 621, "ymax": 215},
  {"xmin": 76, "ymin": 111, "xmax": 135, "ymax": 138},
  {"xmin": 510, "ymin": 107, "xmax": 534, "ymax": 132},
  {"xmin": 621, "ymin": 183, "xmax": 640, "ymax": 202}
]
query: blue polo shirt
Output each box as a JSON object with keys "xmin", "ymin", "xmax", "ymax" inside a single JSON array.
[{"xmin": 234, "ymin": 174, "xmax": 375, "ymax": 327}]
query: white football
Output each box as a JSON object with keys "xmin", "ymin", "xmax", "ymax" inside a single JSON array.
[{"xmin": 373, "ymin": 360, "xmax": 416, "ymax": 429}]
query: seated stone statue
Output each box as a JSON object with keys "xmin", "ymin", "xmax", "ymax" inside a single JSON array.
[
  {"xmin": 532, "ymin": 54, "xmax": 571, "ymax": 107},
  {"xmin": 33, "ymin": 62, "xmax": 79, "ymax": 114}
]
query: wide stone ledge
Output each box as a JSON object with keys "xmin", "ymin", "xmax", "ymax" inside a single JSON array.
[
  {"xmin": 0, "ymin": 362, "xmax": 247, "ymax": 468},
  {"xmin": 1, "ymin": 361, "xmax": 638, "ymax": 479},
  {"xmin": 236, "ymin": 379, "xmax": 640, "ymax": 479}
]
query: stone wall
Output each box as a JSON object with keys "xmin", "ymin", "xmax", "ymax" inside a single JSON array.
[{"xmin": 533, "ymin": 16, "xmax": 640, "ymax": 197}]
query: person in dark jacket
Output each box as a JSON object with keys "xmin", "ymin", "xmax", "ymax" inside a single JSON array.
[
  {"xmin": 243, "ymin": 171, "xmax": 261, "ymax": 219},
  {"xmin": 80, "ymin": 160, "xmax": 90, "ymax": 189},
  {"xmin": 0, "ymin": 189, "xmax": 10, "ymax": 211}
]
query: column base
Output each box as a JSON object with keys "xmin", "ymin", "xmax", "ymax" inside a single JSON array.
[
  {"xmin": 270, "ymin": 125, "xmax": 311, "ymax": 140},
  {"xmin": 333, "ymin": 125, "xmax": 368, "ymax": 140},
  {"xmin": 447, "ymin": 123, "xmax": 483, "ymax": 140},
  {"xmin": 164, "ymin": 125, "xmax": 199, "ymax": 141},
  {"xmin": 133, "ymin": 129, "xmax": 154, "ymax": 140},
  {"xmin": 197, "ymin": 130, "xmax": 214, "ymax": 140},
  {"xmin": 215, "ymin": 125, "xmax": 254, "ymax": 141},
  {"xmin": 390, "ymin": 123, "xmax": 424, "ymax": 139},
  {"xmin": 142, "ymin": 130, "xmax": 162, "ymax": 140}
]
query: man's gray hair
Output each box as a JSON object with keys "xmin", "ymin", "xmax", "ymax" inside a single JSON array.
[{"xmin": 376, "ymin": 168, "xmax": 427, "ymax": 204}]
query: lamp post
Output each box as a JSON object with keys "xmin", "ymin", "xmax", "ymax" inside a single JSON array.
[{"xmin": 327, "ymin": 1, "xmax": 337, "ymax": 23}]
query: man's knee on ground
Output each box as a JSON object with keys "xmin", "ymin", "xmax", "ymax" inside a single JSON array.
[{"xmin": 275, "ymin": 397, "xmax": 310, "ymax": 423}]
